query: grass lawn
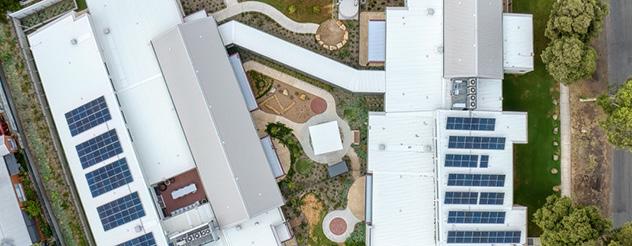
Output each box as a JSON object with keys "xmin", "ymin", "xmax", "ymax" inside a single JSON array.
[
  {"xmin": 75, "ymin": 0, "xmax": 87, "ymax": 10},
  {"xmin": 251, "ymin": 0, "xmax": 333, "ymax": 23},
  {"xmin": 503, "ymin": 0, "xmax": 560, "ymax": 237}
]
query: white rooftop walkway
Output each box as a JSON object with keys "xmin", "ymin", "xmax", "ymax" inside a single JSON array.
[{"xmin": 218, "ymin": 21, "xmax": 386, "ymax": 93}]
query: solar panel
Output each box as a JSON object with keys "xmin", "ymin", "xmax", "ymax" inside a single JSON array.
[
  {"xmin": 444, "ymin": 192, "xmax": 478, "ymax": 204},
  {"xmin": 447, "ymin": 174, "xmax": 505, "ymax": 187},
  {"xmin": 447, "ymin": 231, "xmax": 521, "ymax": 243},
  {"xmin": 76, "ymin": 129, "xmax": 123, "ymax": 169},
  {"xmin": 85, "ymin": 158, "xmax": 133, "ymax": 197},
  {"xmin": 445, "ymin": 154, "xmax": 478, "ymax": 167},
  {"xmin": 447, "ymin": 211, "xmax": 506, "ymax": 224},
  {"xmin": 117, "ymin": 233, "xmax": 156, "ymax": 246},
  {"xmin": 97, "ymin": 192, "xmax": 145, "ymax": 231},
  {"xmin": 479, "ymin": 192, "xmax": 505, "ymax": 205},
  {"xmin": 65, "ymin": 96, "xmax": 112, "ymax": 136},
  {"xmin": 479, "ymin": 155, "xmax": 490, "ymax": 168},
  {"xmin": 446, "ymin": 117, "xmax": 496, "ymax": 131},
  {"xmin": 448, "ymin": 136, "xmax": 506, "ymax": 150}
]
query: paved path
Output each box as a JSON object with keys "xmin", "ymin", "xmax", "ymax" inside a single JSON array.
[
  {"xmin": 560, "ymin": 84, "xmax": 571, "ymax": 197},
  {"xmin": 213, "ymin": 2, "xmax": 319, "ymax": 34},
  {"xmin": 607, "ymin": 0, "xmax": 632, "ymax": 227}
]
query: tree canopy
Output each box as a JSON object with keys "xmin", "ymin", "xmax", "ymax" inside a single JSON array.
[
  {"xmin": 609, "ymin": 222, "xmax": 632, "ymax": 246},
  {"xmin": 541, "ymin": 36, "xmax": 597, "ymax": 84},
  {"xmin": 545, "ymin": 0, "xmax": 609, "ymax": 42},
  {"xmin": 598, "ymin": 79, "xmax": 632, "ymax": 150},
  {"xmin": 533, "ymin": 195, "xmax": 611, "ymax": 246}
]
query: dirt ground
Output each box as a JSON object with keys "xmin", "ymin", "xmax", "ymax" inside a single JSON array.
[
  {"xmin": 257, "ymin": 79, "xmax": 324, "ymax": 123},
  {"xmin": 301, "ymin": 193, "xmax": 324, "ymax": 235},
  {"xmin": 570, "ymin": 30, "xmax": 612, "ymax": 214}
]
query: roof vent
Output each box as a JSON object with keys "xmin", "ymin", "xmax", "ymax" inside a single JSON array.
[
  {"xmin": 378, "ymin": 144, "xmax": 386, "ymax": 150},
  {"xmin": 103, "ymin": 27, "xmax": 111, "ymax": 34},
  {"xmin": 427, "ymin": 8, "xmax": 435, "ymax": 16},
  {"xmin": 134, "ymin": 225, "xmax": 143, "ymax": 232},
  {"xmin": 437, "ymin": 46, "xmax": 444, "ymax": 54},
  {"xmin": 70, "ymin": 38, "xmax": 78, "ymax": 45}
]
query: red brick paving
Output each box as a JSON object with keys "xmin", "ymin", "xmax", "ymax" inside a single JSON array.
[{"xmin": 329, "ymin": 217, "xmax": 347, "ymax": 236}]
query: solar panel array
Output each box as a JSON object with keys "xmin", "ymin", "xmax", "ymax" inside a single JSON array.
[
  {"xmin": 85, "ymin": 158, "xmax": 133, "ymax": 197},
  {"xmin": 479, "ymin": 192, "xmax": 505, "ymax": 205},
  {"xmin": 448, "ymin": 136, "xmax": 506, "ymax": 150},
  {"xmin": 445, "ymin": 154, "xmax": 478, "ymax": 167},
  {"xmin": 446, "ymin": 117, "xmax": 496, "ymax": 131},
  {"xmin": 97, "ymin": 192, "xmax": 145, "ymax": 231},
  {"xmin": 479, "ymin": 155, "xmax": 489, "ymax": 168},
  {"xmin": 65, "ymin": 96, "xmax": 112, "ymax": 136},
  {"xmin": 447, "ymin": 231, "xmax": 521, "ymax": 244},
  {"xmin": 117, "ymin": 233, "xmax": 156, "ymax": 246},
  {"xmin": 444, "ymin": 192, "xmax": 478, "ymax": 204},
  {"xmin": 76, "ymin": 129, "xmax": 123, "ymax": 168},
  {"xmin": 447, "ymin": 174, "xmax": 505, "ymax": 187},
  {"xmin": 447, "ymin": 211, "xmax": 506, "ymax": 224}
]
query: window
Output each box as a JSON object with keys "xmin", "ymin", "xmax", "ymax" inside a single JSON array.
[
  {"xmin": 479, "ymin": 192, "xmax": 504, "ymax": 205},
  {"xmin": 65, "ymin": 96, "xmax": 111, "ymax": 136},
  {"xmin": 447, "ymin": 174, "xmax": 505, "ymax": 187},
  {"xmin": 76, "ymin": 129, "xmax": 123, "ymax": 169},
  {"xmin": 86, "ymin": 158, "xmax": 133, "ymax": 197},
  {"xmin": 444, "ymin": 192, "xmax": 478, "ymax": 204},
  {"xmin": 447, "ymin": 211, "xmax": 506, "ymax": 224},
  {"xmin": 446, "ymin": 117, "xmax": 496, "ymax": 131},
  {"xmin": 447, "ymin": 231, "xmax": 521, "ymax": 243},
  {"xmin": 445, "ymin": 154, "xmax": 478, "ymax": 167},
  {"xmin": 97, "ymin": 192, "xmax": 145, "ymax": 231},
  {"xmin": 448, "ymin": 136, "xmax": 506, "ymax": 150}
]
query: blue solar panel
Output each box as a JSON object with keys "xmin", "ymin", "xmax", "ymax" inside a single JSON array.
[
  {"xmin": 117, "ymin": 233, "xmax": 156, "ymax": 246},
  {"xmin": 479, "ymin": 155, "xmax": 490, "ymax": 168},
  {"xmin": 447, "ymin": 231, "xmax": 521, "ymax": 243},
  {"xmin": 444, "ymin": 192, "xmax": 478, "ymax": 204},
  {"xmin": 76, "ymin": 129, "xmax": 123, "ymax": 169},
  {"xmin": 448, "ymin": 136, "xmax": 506, "ymax": 150},
  {"xmin": 446, "ymin": 117, "xmax": 496, "ymax": 131},
  {"xmin": 97, "ymin": 192, "xmax": 145, "ymax": 231},
  {"xmin": 447, "ymin": 211, "xmax": 506, "ymax": 224},
  {"xmin": 85, "ymin": 158, "xmax": 133, "ymax": 197},
  {"xmin": 65, "ymin": 96, "xmax": 111, "ymax": 136},
  {"xmin": 479, "ymin": 192, "xmax": 504, "ymax": 205},
  {"xmin": 445, "ymin": 154, "xmax": 478, "ymax": 167},
  {"xmin": 447, "ymin": 174, "xmax": 505, "ymax": 187}
]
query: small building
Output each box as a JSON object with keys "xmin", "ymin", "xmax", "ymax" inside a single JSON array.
[
  {"xmin": 503, "ymin": 13, "xmax": 534, "ymax": 74},
  {"xmin": 367, "ymin": 20, "xmax": 386, "ymax": 63},
  {"xmin": 327, "ymin": 160, "xmax": 349, "ymax": 178},
  {"xmin": 309, "ymin": 121, "xmax": 343, "ymax": 155}
]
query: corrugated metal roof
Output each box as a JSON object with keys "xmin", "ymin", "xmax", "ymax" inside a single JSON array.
[
  {"xmin": 152, "ymin": 17, "xmax": 284, "ymax": 227},
  {"xmin": 444, "ymin": 0, "xmax": 504, "ymax": 79},
  {"xmin": 368, "ymin": 20, "xmax": 386, "ymax": 62},
  {"xmin": 0, "ymin": 156, "xmax": 32, "ymax": 245}
]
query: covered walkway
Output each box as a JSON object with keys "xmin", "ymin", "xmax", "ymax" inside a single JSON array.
[{"xmin": 218, "ymin": 21, "xmax": 386, "ymax": 93}]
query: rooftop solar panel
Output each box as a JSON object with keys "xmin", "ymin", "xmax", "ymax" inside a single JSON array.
[
  {"xmin": 479, "ymin": 192, "xmax": 505, "ymax": 205},
  {"xmin": 65, "ymin": 96, "xmax": 112, "ymax": 136},
  {"xmin": 447, "ymin": 174, "xmax": 505, "ymax": 187},
  {"xmin": 444, "ymin": 192, "xmax": 478, "ymax": 204},
  {"xmin": 76, "ymin": 129, "xmax": 123, "ymax": 169},
  {"xmin": 448, "ymin": 136, "xmax": 506, "ymax": 150},
  {"xmin": 117, "ymin": 233, "xmax": 156, "ymax": 246},
  {"xmin": 447, "ymin": 231, "xmax": 521, "ymax": 243},
  {"xmin": 445, "ymin": 154, "xmax": 478, "ymax": 167},
  {"xmin": 447, "ymin": 211, "xmax": 506, "ymax": 224},
  {"xmin": 85, "ymin": 158, "xmax": 133, "ymax": 197},
  {"xmin": 446, "ymin": 117, "xmax": 496, "ymax": 131},
  {"xmin": 479, "ymin": 155, "xmax": 490, "ymax": 168},
  {"xmin": 97, "ymin": 192, "xmax": 145, "ymax": 231}
]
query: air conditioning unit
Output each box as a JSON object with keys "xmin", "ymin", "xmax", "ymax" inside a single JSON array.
[
  {"xmin": 468, "ymin": 86, "xmax": 477, "ymax": 95},
  {"xmin": 468, "ymin": 78, "xmax": 477, "ymax": 87}
]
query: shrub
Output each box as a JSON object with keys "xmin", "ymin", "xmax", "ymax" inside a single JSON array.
[
  {"xmin": 287, "ymin": 5, "xmax": 297, "ymax": 14},
  {"xmin": 312, "ymin": 5, "xmax": 321, "ymax": 14}
]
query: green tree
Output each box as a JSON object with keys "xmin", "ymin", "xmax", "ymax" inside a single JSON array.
[
  {"xmin": 545, "ymin": 0, "xmax": 609, "ymax": 42},
  {"xmin": 609, "ymin": 222, "xmax": 632, "ymax": 246},
  {"xmin": 533, "ymin": 195, "xmax": 611, "ymax": 246},
  {"xmin": 598, "ymin": 79, "xmax": 632, "ymax": 150},
  {"xmin": 541, "ymin": 36, "xmax": 597, "ymax": 84}
]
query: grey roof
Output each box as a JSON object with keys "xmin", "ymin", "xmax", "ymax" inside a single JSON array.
[
  {"xmin": 152, "ymin": 17, "xmax": 284, "ymax": 228},
  {"xmin": 444, "ymin": 0, "xmax": 504, "ymax": 79},
  {"xmin": 327, "ymin": 161, "xmax": 349, "ymax": 177},
  {"xmin": 4, "ymin": 154, "xmax": 20, "ymax": 176}
]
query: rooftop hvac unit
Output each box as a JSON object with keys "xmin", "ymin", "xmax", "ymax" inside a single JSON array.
[
  {"xmin": 468, "ymin": 86, "xmax": 477, "ymax": 95},
  {"xmin": 468, "ymin": 78, "xmax": 477, "ymax": 87}
]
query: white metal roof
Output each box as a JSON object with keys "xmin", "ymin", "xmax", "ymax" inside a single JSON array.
[
  {"xmin": 219, "ymin": 208, "xmax": 287, "ymax": 246},
  {"xmin": 368, "ymin": 20, "xmax": 386, "ymax": 62},
  {"xmin": 503, "ymin": 13, "xmax": 534, "ymax": 73},
  {"xmin": 476, "ymin": 79, "xmax": 504, "ymax": 112},
  {"xmin": 218, "ymin": 21, "xmax": 386, "ymax": 93},
  {"xmin": 28, "ymin": 13, "xmax": 168, "ymax": 245},
  {"xmin": 309, "ymin": 121, "xmax": 344, "ymax": 155},
  {"xmin": 85, "ymin": 0, "xmax": 195, "ymax": 185},
  {"xmin": 0, "ymin": 156, "xmax": 32, "ymax": 245},
  {"xmin": 384, "ymin": 1, "xmax": 446, "ymax": 112}
]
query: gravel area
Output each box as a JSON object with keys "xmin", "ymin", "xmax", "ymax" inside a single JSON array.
[{"xmin": 180, "ymin": 0, "xmax": 226, "ymax": 15}]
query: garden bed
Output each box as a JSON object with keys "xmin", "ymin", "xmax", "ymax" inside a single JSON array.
[{"xmin": 240, "ymin": 0, "xmax": 333, "ymax": 23}]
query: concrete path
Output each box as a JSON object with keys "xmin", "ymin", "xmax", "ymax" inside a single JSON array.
[
  {"xmin": 560, "ymin": 84, "xmax": 571, "ymax": 197},
  {"xmin": 322, "ymin": 208, "xmax": 360, "ymax": 243},
  {"xmin": 347, "ymin": 176, "xmax": 365, "ymax": 220},
  {"xmin": 213, "ymin": 2, "xmax": 319, "ymax": 34},
  {"xmin": 606, "ymin": 0, "xmax": 632, "ymax": 227}
]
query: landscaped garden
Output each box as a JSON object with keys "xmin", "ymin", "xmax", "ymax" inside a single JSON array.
[
  {"xmin": 243, "ymin": 0, "xmax": 333, "ymax": 23},
  {"xmin": 502, "ymin": 0, "xmax": 560, "ymax": 236}
]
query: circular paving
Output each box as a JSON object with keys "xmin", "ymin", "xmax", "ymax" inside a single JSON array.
[
  {"xmin": 310, "ymin": 97, "xmax": 327, "ymax": 114},
  {"xmin": 329, "ymin": 217, "xmax": 347, "ymax": 235},
  {"xmin": 316, "ymin": 19, "xmax": 348, "ymax": 50}
]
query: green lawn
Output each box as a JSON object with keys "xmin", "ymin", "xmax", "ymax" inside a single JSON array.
[
  {"xmin": 503, "ymin": 0, "xmax": 560, "ymax": 237},
  {"xmin": 250, "ymin": 0, "xmax": 332, "ymax": 23},
  {"xmin": 75, "ymin": 0, "xmax": 87, "ymax": 10}
]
